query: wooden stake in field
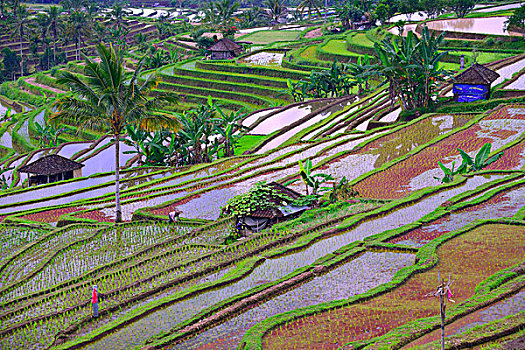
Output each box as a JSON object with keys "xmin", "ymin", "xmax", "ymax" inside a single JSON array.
[{"xmin": 425, "ymin": 271, "xmax": 455, "ymax": 350}]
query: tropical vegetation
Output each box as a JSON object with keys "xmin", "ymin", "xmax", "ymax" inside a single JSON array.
[{"xmin": 51, "ymin": 43, "xmax": 178, "ymax": 222}]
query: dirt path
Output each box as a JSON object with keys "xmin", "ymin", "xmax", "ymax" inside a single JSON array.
[
  {"xmin": 24, "ymin": 77, "xmax": 65, "ymax": 94},
  {"xmin": 303, "ymin": 28, "xmax": 323, "ymax": 39}
]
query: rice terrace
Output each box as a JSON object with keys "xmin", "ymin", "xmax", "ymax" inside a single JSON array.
[{"xmin": 1, "ymin": 0, "xmax": 525, "ymax": 348}]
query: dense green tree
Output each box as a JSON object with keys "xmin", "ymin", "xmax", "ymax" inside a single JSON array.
[
  {"xmin": 420, "ymin": 0, "xmax": 446, "ymax": 19},
  {"xmin": 398, "ymin": 0, "xmax": 421, "ymax": 19},
  {"xmin": 371, "ymin": 26, "xmax": 449, "ymax": 110},
  {"xmin": 506, "ymin": 4, "xmax": 525, "ymax": 37},
  {"xmin": 373, "ymin": 2, "xmax": 391, "ymax": 24},
  {"xmin": 449, "ymin": 0, "xmax": 476, "ymax": 18},
  {"xmin": 0, "ymin": 0, "xmax": 6, "ymax": 18},
  {"xmin": 51, "ymin": 44, "xmax": 179, "ymax": 222},
  {"xmin": 335, "ymin": 1, "xmax": 363, "ymax": 30},
  {"xmin": 0, "ymin": 47, "xmax": 20, "ymax": 81}
]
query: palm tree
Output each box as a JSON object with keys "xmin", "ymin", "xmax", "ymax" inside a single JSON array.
[
  {"xmin": 66, "ymin": 10, "xmax": 90, "ymax": 61},
  {"xmin": 46, "ymin": 6, "xmax": 62, "ymax": 63},
  {"xmin": 9, "ymin": 5, "xmax": 32, "ymax": 78},
  {"xmin": 297, "ymin": 0, "xmax": 323, "ymax": 21},
  {"xmin": 36, "ymin": 12, "xmax": 51, "ymax": 68},
  {"xmin": 262, "ymin": 0, "xmax": 288, "ymax": 25},
  {"xmin": 106, "ymin": 4, "xmax": 128, "ymax": 34},
  {"xmin": 51, "ymin": 44, "xmax": 179, "ymax": 222},
  {"xmin": 215, "ymin": 0, "xmax": 240, "ymax": 23}
]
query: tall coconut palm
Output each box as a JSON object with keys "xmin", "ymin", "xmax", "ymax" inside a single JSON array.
[
  {"xmin": 106, "ymin": 4, "xmax": 128, "ymax": 34},
  {"xmin": 297, "ymin": 0, "xmax": 323, "ymax": 20},
  {"xmin": 46, "ymin": 6, "xmax": 62, "ymax": 62},
  {"xmin": 215, "ymin": 0, "xmax": 240, "ymax": 23},
  {"xmin": 262, "ymin": 0, "xmax": 288, "ymax": 25},
  {"xmin": 35, "ymin": 12, "xmax": 51, "ymax": 67},
  {"xmin": 9, "ymin": 5, "xmax": 32, "ymax": 78},
  {"xmin": 66, "ymin": 10, "xmax": 90, "ymax": 61},
  {"xmin": 51, "ymin": 44, "xmax": 180, "ymax": 222}
]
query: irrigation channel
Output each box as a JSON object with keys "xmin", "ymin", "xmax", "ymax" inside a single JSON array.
[{"xmin": 70, "ymin": 174, "xmax": 508, "ymax": 349}]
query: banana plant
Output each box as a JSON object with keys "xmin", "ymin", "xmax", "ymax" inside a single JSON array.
[
  {"xmin": 123, "ymin": 124, "xmax": 151, "ymax": 166},
  {"xmin": 34, "ymin": 121, "xmax": 64, "ymax": 147},
  {"xmin": 212, "ymin": 105, "xmax": 248, "ymax": 157},
  {"xmin": 278, "ymin": 78, "xmax": 304, "ymax": 102},
  {"xmin": 471, "ymin": 143, "xmax": 503, "ymax": 172},
  {"xmin": 434, "ymin": 143, "xmax": 504, "ymax": 183},
  {"xmin": 0, "ymin": 166, "xmax": 13, "ymax": 190},
  {"xmin": 285, "ymin": 159, "xmax": 334, "ymax": 196},
  {"xmin": 434, "ymin": 161, "xmax": 456, "ymax": 183}
]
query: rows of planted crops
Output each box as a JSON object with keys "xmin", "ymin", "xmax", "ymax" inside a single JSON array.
[{"xmin": 0, "ymin": 102, "xmax": 523, "ymax": 350}]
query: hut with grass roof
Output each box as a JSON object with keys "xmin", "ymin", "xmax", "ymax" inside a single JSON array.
[
  {"xmin": 238, "ymin": 182, "xmax": 310, "ymax": 233},
  {"xmin": 453, "ymin": 63, "xmax": 500, "ymax": 103},
  {"xmin": 18, "ymin": 154, "xmax": 84, "ymax": 186},
  {"xmin": 208, "ymin": 38, "xmax": 243, "ymax": 60}
]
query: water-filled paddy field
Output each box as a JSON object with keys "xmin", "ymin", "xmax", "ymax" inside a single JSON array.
[{"xmin": 2, "ymin": 24, "xmax": 525, "ymax": 349}]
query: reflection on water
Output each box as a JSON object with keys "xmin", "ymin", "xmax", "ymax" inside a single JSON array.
[
  {"xmin": 249, "ymin": 100, "xmax": 331, "ymax": 135},
  {"xmin": 425, "ymin": 17, "xmax": 519, "ymax": 36},
  {"xmin": 473, "ymin": 2, "xmax": 525, "ymax": 13},
  {"xmin": 55, "ymin": 142, "xmax": 92, "ymax": 159},
  {"xmin": 494, "ymin": 58, "xmax": 525, "ymax": 86},
  {"xmin": 242, "ymin": 108, "xmax": 278, "ymax": 128},
  {"xmin": 256, "ymin": 100, "xmax": 352, "ymax": 154},
  {"xmin": 379, "ymin": 108, "xmax": 401, "ymax": 123},
  {"xmin": 504, "ymin": 71, "xmax": 525, "ymax": 90},
  {"xmin": 81, "ymin": 143, "xmax": 136, "ymax": 177},
  {"xmin": 172, "ymin": 252, "xmax": 414, "ymax": 350},
  {"xmin": 392, "ymin": 183, "xmax": 525, "ymax": 247},
  {"xmin": 389, "ymin": 12, "xmax": 427, "ymax": 22},
  {"xmin": 0, "ymin": 101, "xmax": 8, "ymax": 118}
]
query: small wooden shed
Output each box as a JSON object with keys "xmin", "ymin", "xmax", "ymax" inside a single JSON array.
[
  {"xmin": 208, "ymin": 38, "xmax": 243, "ymax": 60},
  {"xmin": 237, "ymin": 182, "xmax": 310, "ymax": 233},
  {"xmin": 18, "ymin": 154, "xmax": 84, "ymax": 186},
  {"xmin": 453, "ymin": 63, "xmax": 500, "ymax": 103}
]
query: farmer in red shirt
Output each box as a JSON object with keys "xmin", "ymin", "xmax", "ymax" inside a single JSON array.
[{"xmin": 92, "ymin": 285, "xmax": 99, "ymax": 318}]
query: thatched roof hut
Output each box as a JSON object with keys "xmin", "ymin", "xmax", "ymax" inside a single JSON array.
[
  {"xmin": 453, "ymin": 63, "xmax": 500, "ymax": 103},
  {"xmin": 208, "ymin": 38, "xmax": 243, "ymax": 60},
  {"xmin": 18, "ymin": 154, "xmax": 84, "ymax": 186},
  {"xmin": 239, "ymin": 182, "xmax": 310, "ymax": 232},
  {"xmin": 455, "ymin": 63, "xmax": 500, "ymax": 85}
]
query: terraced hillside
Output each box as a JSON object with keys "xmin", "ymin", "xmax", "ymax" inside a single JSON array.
[
  {"xmin": 2, "ymin": 9, "xmax": 525, "ymax": 350},
  {"xmin": 1, "ymin": 102, "xmax": 525, "ymax": 349},
  {"xmin": 0, "ymin": 19, "xmax": 158, "ymax": 66}
]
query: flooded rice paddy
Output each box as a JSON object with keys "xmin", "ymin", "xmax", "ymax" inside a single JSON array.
[
  {"xmin": 172, "ymin": 252, "xmax": 415, "ymax": 350},
  {"xmin": 238, "ymin": 51, "xmax": 286, "ymax": 66},
  {"xmin": 425, "ymin": 17, "xmax": 521, "ymax": 36},
  {"xmin": 391, "ymin": 182, "xmax": 525, "ymax": 247}
]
